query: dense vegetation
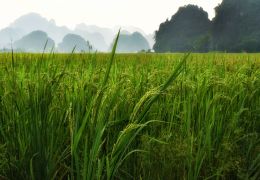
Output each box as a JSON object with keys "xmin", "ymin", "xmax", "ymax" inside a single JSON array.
[
  {"xmin": 212, "ymin": 0, "xmax": 260, "ymax": 52},
  {"xmin": 155, "ymin": 0, "xmax": 260, "ymax": 52},
  {"xmin": 154, "ymin": 5, "xmax": 211, "ymax": 52},
  {"xmin": 0, "ymin": 46, "xmax": 259, "ymax": 179}
]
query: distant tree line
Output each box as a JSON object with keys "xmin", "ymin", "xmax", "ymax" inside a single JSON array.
[{"xmin": 154, "ymin": 0, "xmax": 260, "ymax": 53}]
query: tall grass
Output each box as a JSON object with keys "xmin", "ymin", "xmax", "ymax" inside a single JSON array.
[{"xmin": 0, "ymin": 48, "xmax": 259, "ymax": 179}]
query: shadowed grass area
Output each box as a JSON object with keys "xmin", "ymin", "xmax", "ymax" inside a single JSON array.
[{"xmin": 0, "ymin": 49, "xmax": 259, "ymax": 179}]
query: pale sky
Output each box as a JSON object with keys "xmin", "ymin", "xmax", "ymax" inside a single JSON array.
[{"xmin": 0, "ymin": 0, "xmax": 222, "ymax": 34}]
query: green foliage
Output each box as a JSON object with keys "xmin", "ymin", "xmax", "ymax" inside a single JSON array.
[
  {"xmin": 154, "ymin": 5, "xmax": 211, "ymax": 52},
  {"xmin": 212, "ymin": 0, "xmax": 260, "ymax": 52},
  {"xmin": 0, "ymin": 51, "xmax": 259, "ymax": 179},
  {"xmin": 155, "ymin": 1, "xmax": 260, "ymax": 53}
]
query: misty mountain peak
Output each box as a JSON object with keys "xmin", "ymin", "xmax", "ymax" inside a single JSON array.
[
  {"xmin": 75, "ymin": 23, "xmax": 89, "ymax": 30},
  {"xmin": 13, "ymin": 30, "xmax": 55, "ymax": 52},
  {"xmin": 58, "ymin": 33, "xmax": 93, "ymax": 52},
  {"xmin": 10, "ymin": 13, "xmax": 50, "ymax": 31},
  {"xmin": 0, "ymin": 12, "xmax": 153, "ymax": 52},
  {"xmin": 50, "ymin": 19, "xmax": 56, "ymax": 26},
  {"xmin": 110, "ymin": 31, "xmax": 150, "ymax": 52}
]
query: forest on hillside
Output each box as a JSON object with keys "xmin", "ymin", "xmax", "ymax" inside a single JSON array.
[{"xmin": 154, "ymin": 0, "xmax": 260, "ymax": 52}]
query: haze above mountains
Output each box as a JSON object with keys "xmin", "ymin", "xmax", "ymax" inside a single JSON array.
[{"xmin": 0, "ymin": 13, "xmax": 154, "ymax": 52}]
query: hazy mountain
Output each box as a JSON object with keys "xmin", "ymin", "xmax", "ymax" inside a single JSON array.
[
  {"xmin": 111, "ymin": 32, "xmax": 150, "ymax": 53},
  {"xmin": 121, "ymin": 30, "xmax": 131, "ymax": 35},
  {"xmin": 0, "ymin": 13, "xmax": 153, "ymax": 52},
  {"xmin": 74, "ymin": 28, "xmax": 108, "ymax": 51},
  {"xmin": 13, "ymin": 30, "xmax": 55, "ymax": 52},
  {"xmin": 116, "ymin": 26, "xmax": 155, "ymax": 47},
  {"xmin": 10, "ymin": 13, "xmax": 53, "ymax": 33},
  {"xmin": 75, "ymin": 24, "xmax": 154, "ymax": 51},
  {"xmin": 58, "ymin": 34, "xmax": 93, "ymax": 53},
  {"xmin": 10, "ymin": 13, "xmax": 70, "ymax": 44},
  {"xmin": 75, "ymin": 24, "xmax": 114, "ymax": 45},
  {"xmin": 9, "ymin": 13, "xmax": 108, "ymax": 51},
  {"xmin": 115, "ymin": 26, "xmax": 147, "ymax": 35},
  {"xmin": 0, "ymin": 27, "xmax": 25, "ymax": 49}
]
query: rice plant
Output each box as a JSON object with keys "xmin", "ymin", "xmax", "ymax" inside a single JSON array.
[{"xmin": 0, "ymin": 45, "xmax": 259, "ymax": 180}]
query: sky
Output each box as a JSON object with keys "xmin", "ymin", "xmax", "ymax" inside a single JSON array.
[{"xmin": 0, "ymin": 0, "xmax": 222, "ymax": 34}]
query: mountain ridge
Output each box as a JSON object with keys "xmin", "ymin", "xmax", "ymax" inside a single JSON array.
[{"xmin": 0, "ymin": 12, "xmax": 154, "ymax": 52}]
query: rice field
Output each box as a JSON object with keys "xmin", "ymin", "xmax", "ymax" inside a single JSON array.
[{"xmin": 0, "ymin": 44, "xmax": 259, "ymax": 179}]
